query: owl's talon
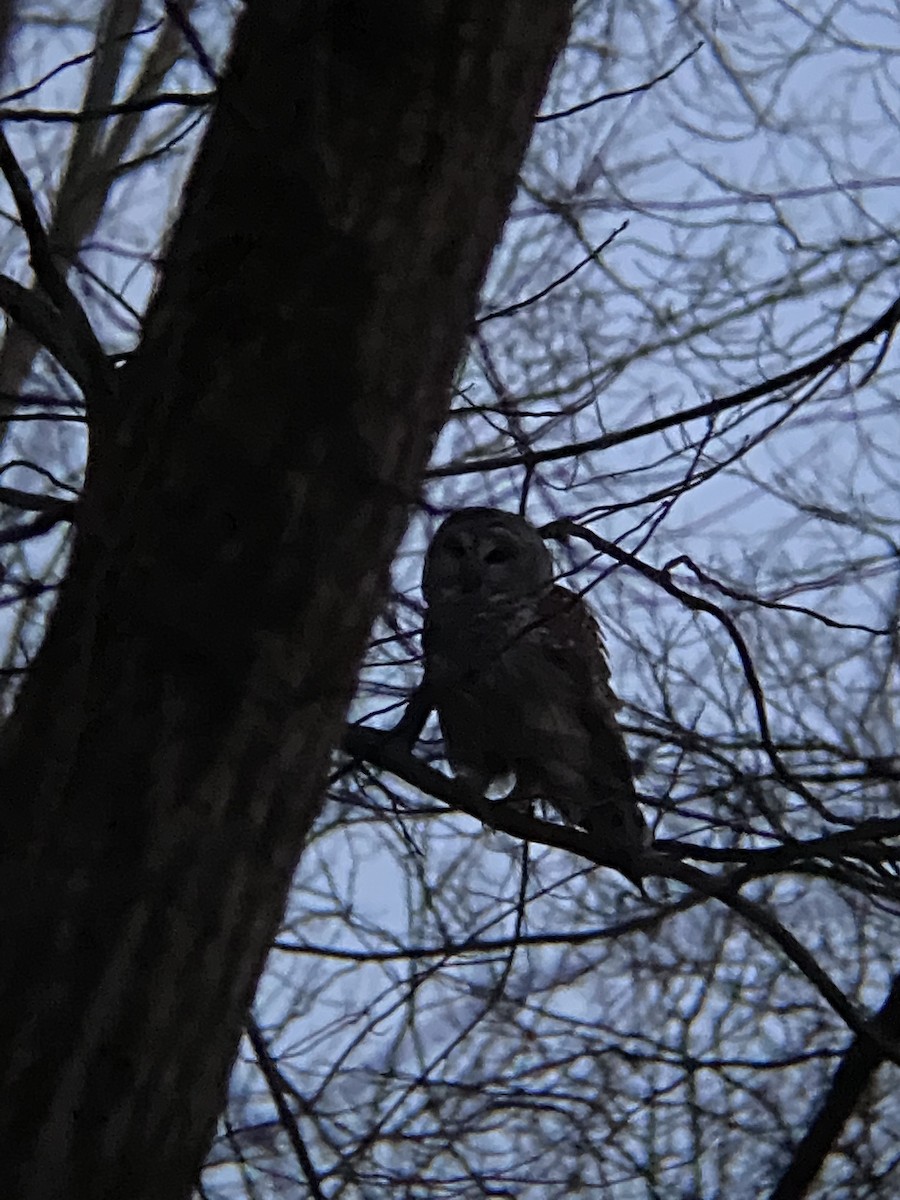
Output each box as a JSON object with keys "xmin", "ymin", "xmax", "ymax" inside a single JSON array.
[{"xmin": 500, "ymin": 791, "xmax": 534, "ymax": 816}]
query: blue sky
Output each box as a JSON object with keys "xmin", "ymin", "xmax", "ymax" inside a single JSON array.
[{"xmin": 1, "ymin": 2, "xmax": 899, "ymax": 1194}]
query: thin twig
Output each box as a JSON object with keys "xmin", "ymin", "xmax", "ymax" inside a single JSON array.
[
  {"xmin": 544, "ymin": 519, "xmax": 816, "ymax": 807},
  {"xmin": 477, "ymin": 221, "xmax": 628, "ymax": 323},
  {"xmin": 429, "ymin": 295, "xmax": 900, "ymax": 477},
  {"xmin": 342, "ymin": 723, "xmax": 900, "ymax": 1059},
  {"xmin": 246, "ymin": 1018, "xmax": 328, "ymax": 1200}
]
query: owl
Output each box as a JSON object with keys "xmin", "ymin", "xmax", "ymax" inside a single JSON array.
[{"xmin": 421, "ymin": 508, "xmax": 649, "ymax": 882}]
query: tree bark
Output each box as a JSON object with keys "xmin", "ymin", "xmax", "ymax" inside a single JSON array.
[{"xmin": 0, "ymin": 4, "xmax": 572, "ymax": 1198}]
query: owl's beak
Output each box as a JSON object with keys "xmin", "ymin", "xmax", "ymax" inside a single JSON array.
[{"xmin": 457, "ymin": 559, "xmax": 482, "ymax": 593}]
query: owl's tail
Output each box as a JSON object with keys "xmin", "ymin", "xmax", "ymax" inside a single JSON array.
[{"xmin": 585, "ymin": 791, "xmax": 651, "ymax": 892}]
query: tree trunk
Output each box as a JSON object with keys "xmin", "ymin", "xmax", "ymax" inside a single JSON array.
[{"xmin": 0, "ymin": 4, "xmax": 572, "ymax": 1198}]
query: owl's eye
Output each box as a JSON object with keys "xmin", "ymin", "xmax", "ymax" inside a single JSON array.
[{"xmin": 484, "ymin": 544, "xmax": 515, "ymax": 565}]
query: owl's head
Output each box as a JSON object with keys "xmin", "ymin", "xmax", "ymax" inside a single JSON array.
[{"xmin": 422, "ymin": 508, "xmax": 554, "ymax": 605}]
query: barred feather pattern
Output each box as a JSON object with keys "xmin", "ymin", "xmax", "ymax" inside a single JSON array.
[{"xmin": 421, "ymin": 509, "xmax": 648, "ymax": 880}]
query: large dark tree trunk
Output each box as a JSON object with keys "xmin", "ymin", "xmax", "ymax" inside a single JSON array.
[{"xmin": 0, "ymin": 4, "xmax": 572, "ymax": 1197}]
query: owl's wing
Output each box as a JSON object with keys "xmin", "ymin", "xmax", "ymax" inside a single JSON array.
[{"xmin": 536, "ymin": 585, "xmax": 648, "ymax": 851}]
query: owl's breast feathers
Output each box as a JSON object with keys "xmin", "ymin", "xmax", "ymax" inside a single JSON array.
[
  {"xmin": 424, "ymin": 586, "xmax": 647, "ymax": 856},
  {"xmin": 422, "ymin": 594, "xmax": 538, "ymax": 781}
]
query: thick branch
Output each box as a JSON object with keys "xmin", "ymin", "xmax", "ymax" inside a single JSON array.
[
  {"xmin": 0, "ymin": 0, "xmax": 199, "ymax": 424},
  {"xmin": 0, "ymin": 274, "xmax": 95, "ymax": 391},
  {"xmin": 0, "ymin": 130, "xmax": 113, "ymax": 405},
  {"xmin": 345, "ymin": 724, "xmax": 897, "ymax": 1059},
  {"xmin": 767, "ymin": 973, "xmax": 900, "ymax": 1200}
]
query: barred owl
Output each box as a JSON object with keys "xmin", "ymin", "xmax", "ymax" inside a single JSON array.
[{"xmin": 421, "ymin": 507, "xmax": 648, "ymax": 881}]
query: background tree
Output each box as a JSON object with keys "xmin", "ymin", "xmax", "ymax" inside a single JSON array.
[{"xmin": 1, "ymin": 1, "xmax": 898, "ymax": 1198}]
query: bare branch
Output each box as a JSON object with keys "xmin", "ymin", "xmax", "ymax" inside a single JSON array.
[
  {"xmin": 0, "ymin": 92, "xmax": 213, "ymax": 123},
  {"xmin": 246, "ymin": 1019, "xmax": 327, "ymax": 1200},
  {"xmin": 429, "ymin": 294, "xmax": 900, "ymax": 477},
  {"xmin": 767, "ymin": 974, "xmax": 900, "ymax": 1200},
  {"xmin": 0, "ymin": 130, "xmax": 114, "ymax": 404},
  {"xmin": 344, "ymin": 723, "xmax": 895, "ymax": 1056},
  {"xmin": 0, "ymin": 275, "xmax": 96, "ymax": 392},
  {"xmin": 536, "ymin": 41, "xmax": 704, "ymax": 123}
]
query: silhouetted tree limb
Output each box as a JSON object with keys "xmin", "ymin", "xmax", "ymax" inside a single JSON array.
[
  {"xmin": 768, "ymin": 973, "xmax": 900, "ymax": 1200},
  {"xmin": 0, "ymin": 275, "xmax": 96, "ymax": 392},
  {"xmin": 0, "ymin": 92, "xmax": 214, "ymax": 122},
  {"xmin": 0, "ymin": 128, "xmax": 114, "ymax": 406},
  {"xmin": 429, "ymin": 293, "xmax": 900, "ymax": 477},
  {"xmin": 343, "ymin": 723, "xmax": 898, "ymax": 1057},
  {"xmin": 0, "ymin": 0, "xmax": 202, "ymax": 433}
]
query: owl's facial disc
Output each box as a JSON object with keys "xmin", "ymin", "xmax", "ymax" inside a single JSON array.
[
  {"xmin": 441, "ymin": 528, "xmax": 520, "ymax": 594},
  {"xmin": 423, "ymin": 508, "xmax": 554, "ymax": 606},
  {"xmin": 441, "ymin": 532, "xmax": 508, "ymax": 592}
]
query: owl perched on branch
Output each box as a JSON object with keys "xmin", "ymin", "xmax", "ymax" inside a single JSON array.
[{"xmin": 421, "ymin": 507, "xmax": 648, "ymax": 882}]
